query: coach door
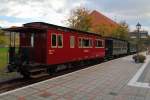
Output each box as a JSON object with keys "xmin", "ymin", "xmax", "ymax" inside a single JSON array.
[{"xmin": 34, "ymin": 33, "xmax": 46, "ymax": 63}]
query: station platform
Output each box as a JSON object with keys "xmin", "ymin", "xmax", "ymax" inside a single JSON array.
[{"xmin": 1, "ymin": 54, "xmax": 150, "ymax": 100}]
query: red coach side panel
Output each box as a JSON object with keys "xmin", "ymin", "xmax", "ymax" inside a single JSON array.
[{"xmin": 46, "ymin": 28, "xmax": 105, "ymax": 65}]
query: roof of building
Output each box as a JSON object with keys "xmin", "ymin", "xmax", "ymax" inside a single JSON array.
[
  {"xmin": 89, "ymin": 10, "xmax": 119, "ymax": 34},
  {"xmin": 90, "ymin": 10, "xmax": 118, "ymax": 27}
]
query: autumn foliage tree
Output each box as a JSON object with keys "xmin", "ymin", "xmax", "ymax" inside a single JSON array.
[
  {"xmin": 67, "ymin": 7, "xmax": 130, "ymax": 40},
  {"xmin": 112, "ymin": 21, "xmax": 129, "ymax": 40},
  {"xmin": 66, "ymin": 7, "xmax": 92, "ymax": 32},
  {"xmin": 92, "ymin": 24, "xmax": 110, "ymax": 36}
]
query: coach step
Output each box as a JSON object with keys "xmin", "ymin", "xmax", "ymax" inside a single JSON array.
[{"xmin": 31, "ymin": 73, "xmax": 49, "ymax": 78}]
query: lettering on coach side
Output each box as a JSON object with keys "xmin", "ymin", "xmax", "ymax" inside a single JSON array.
[
  {"xmin": 83, "ymin": 49, "xmax": 89, "ymax": 53},
  {"xmin": 49, "ymin": 50, "xmax": 55, "ymax": 54}
]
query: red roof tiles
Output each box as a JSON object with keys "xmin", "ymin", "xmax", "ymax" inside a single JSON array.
[{"xmin": 89, "ymin": 10, "xmax": 119, "ymax": 34}]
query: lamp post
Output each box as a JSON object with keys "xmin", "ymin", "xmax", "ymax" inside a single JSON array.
[{"xmin": 136, "ymin": 22, "xmax": 141, "ymax": 56}]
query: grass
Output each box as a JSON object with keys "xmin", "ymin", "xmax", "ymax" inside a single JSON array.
[
  {"xmin": 0, "ymin": 47, "xmax": 8, "ymax": 70},
  {"xmin": 0, "ymin": 34, "xmax": 20, "ymax": 79},
  {"xmin": 0, "ymin": 35, "xmax": 10, "ymax": 46},
  {"xmin": 0, "ymin": 47, "xmax": 19, "ymax": 79}
]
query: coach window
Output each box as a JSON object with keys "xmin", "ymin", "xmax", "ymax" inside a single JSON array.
[
  {"xmin": 89, "ymin": 39, "xmax": 93, "ymax": 48},
  {"xmin": 70, "ymin": 36, "xmax": 75, "ymax": 48},
  {"xmin": 83, "ymin": 39, "xmax": 90, "ymax": 48},
  {"xmin": 78, "ymin": 38, "xmax": 82, "ymax": 48},
  {"xmin": 58, "ymin": 34, "xmax": 63, "ymax": 48},
  {"xmin": 31, "ymin": 33, "xmax": 34, "ymax": 47},
  {"xmin": 51, "ymin": 33, "xmax": 57, "ymax": 48},
  {"xmin": 95, "ymin": 40, "xmax": 103, "ymax": 48}
]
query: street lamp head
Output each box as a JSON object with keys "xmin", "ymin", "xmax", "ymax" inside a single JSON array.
[{"xmin": 136, "ymin": 22, "xmax": 141, "ymax": 30}]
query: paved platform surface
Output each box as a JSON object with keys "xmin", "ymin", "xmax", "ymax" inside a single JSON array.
[
  {"xmin": 1, "ymin": 55, "xmax": 150, "ymax": 100},
  {"xmin": 138, "ymin": 62, "xmax": 150, "ymax": 83}
]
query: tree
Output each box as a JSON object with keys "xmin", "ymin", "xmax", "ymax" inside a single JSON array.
[
  {"xmin": 92, "ymin": 24, "xmax": 111, "ymax": 36},
  {"xmin": 112, "ymin": 21, "xmax": 129, "ymax": 40},
  {"xmin": 0, "ymin": 37, "xmax": 5, "ymax": 45},
  {"xmin": 0, "ymin": 29, "xmax": 6, "ymax": 45},
  {"xmin": 66, "ymin": 7, "xmax": 92, "ymax": 32},
  {"xmin": 0, "ymin": 29, "xmax": 5, "ymax": 35}
]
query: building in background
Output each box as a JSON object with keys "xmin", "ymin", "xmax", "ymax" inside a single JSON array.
[
  {"xmin": 129, "ymin": 30, "xmax": 148, "ymax": 39},
  {"xmin": 89, "ymin": 10, "xmax": 119, "ymax": 35}
]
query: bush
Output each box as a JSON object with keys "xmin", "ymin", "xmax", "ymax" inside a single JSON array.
[{"xmin": 133, "ymin": 54, "xmax": 146, "ymax": 63}]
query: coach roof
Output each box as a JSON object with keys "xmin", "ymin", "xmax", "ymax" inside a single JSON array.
[{"xmin": 23, "ymin": 22, "xmax": 102, "ymax": 37}]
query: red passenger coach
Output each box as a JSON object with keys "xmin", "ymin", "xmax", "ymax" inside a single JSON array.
[
  {"xmin": 4, "ymin": 22, "xmax": 105, "ymax": 78},
  {"xmin": 47, "ymin": 27, "xmax": 105, "ymax": 65}
]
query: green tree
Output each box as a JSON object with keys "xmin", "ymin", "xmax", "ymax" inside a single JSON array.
[
  {"xmin": 112, "ymin": 21, "xmax": 129, "ymax": 40},
  {"xmin": 0, "ymin": 29, "xmax": 4, "ymax": 35},
  {"xmin": 0, "ymin": 37, "xmax": 5, "ymax": 45},
  {"xmin": 66, "ymin": 7, "xmax": 92, "ymax": 32},
  {"xmin": 0, "ymin": 29, "xmax": 6, "ymax": 45}
]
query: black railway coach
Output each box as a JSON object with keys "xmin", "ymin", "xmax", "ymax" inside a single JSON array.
[
  {"xmin": 105, "ymin": 37, "xmax": 128, "ymax": 59},
  {"xmin": 127, "ymin": 42, "xmax": 137, "ymax": 54}
]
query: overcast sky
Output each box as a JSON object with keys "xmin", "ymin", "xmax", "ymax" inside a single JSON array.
[{"xmin": 0, "ymin": 0, "xmax": 150, "ymax": 33}]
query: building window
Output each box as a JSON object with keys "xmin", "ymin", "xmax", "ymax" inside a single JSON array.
[
  {"xmin": 51, "ymin": 33, "xmax": 57, "ymax": 48},
  {"xmin": 58, "ymin": 34, "xmax": 63, "ymax": 48},
  {"xmin": 95, "ymin": 39, "xmax": 103, "ymax": 47},
  {"xmin": 70, "ymin": 36, "xmax": 75, "ymax": 48}
]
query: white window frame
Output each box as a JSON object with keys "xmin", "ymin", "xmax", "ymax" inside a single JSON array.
[
  {"xmin": 89, "ymin": 38, "xmax": 93, "ymax": 48},
  {"xmin": 57, "ymin": 34, "xmax": 63, "ymax": 48},
  {"xmin": 31, "ymin": 33, "xmax": 34, "ymax": 47},
  {"xmin": 70, "ymin": 36, "xmax": 75, "ymax": 48},
  {"xmin": 95, "ymin": 39, "xmax": 104, "ymax": 48},
  {"xmin": 82, "ymin": 38, "xmax": 91, "ymax": 48},
  {"xmin": 51, "ymin": 33, "xmax": 57, "ymax": 48},
  {"xmin": 78, "ymin": 37, "xmax": 83, "ymax": 48}
]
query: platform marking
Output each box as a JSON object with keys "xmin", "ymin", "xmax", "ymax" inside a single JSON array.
[{"xmin": 128, "ymin": 55, "xmax": 150, "ymax": 88}]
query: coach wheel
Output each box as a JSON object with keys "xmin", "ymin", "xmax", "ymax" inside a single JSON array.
[
  {"xmin": 47, "ymin": 67, "xmax": 56, "ymax": 75},
  {"xmin": 19, "ymin": 67, "xmax": 31, "ymax": 78},
  {"xmin": 20, "ymin": 71, "xmax": 31, "ymax": 78},
  {"xmin": 67, "ymin": 63, "xmax": 73, "ymax": 69}
]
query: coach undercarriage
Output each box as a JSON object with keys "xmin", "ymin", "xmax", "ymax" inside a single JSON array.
[{"xmin": 7, "ymin": 56, "xmax": 102, "ymax": 78}]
